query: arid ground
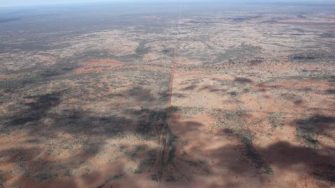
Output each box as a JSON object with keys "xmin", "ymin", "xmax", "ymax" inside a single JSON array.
[{"xmin": 0, "ymin": 2, "xmax": 335, "ymax": 188}]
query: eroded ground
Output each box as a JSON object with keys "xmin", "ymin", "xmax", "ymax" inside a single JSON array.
[{"xmin": 0, "ymin": 2, "xmax": 335, "ymax": 188}]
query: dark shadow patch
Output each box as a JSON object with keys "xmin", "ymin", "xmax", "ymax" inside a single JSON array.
[
  {"xmin": 172, "ymin": 93, "xmax": 186, "ymax": 98},
  {"xmin": 234, "ymin": 77, "xmax": 253, "ymax": 84},
  {"xmin": 51, "ymin": 110, "xmax": 132, "ymax": 137},
  {"xmin": 0, "ymin": 57, "xmax": 80, "ymax": 91},
  {"xmin": 262, "ymin": 141, "xmax": 335, "ymax": 181},
  {"xmin": 328, "ymin": 76, "xmax": 335, "ymax": 83},
  {"xmin": 289, "ymin": 51, "xmax": 335, "ymax": 62},
  {"xmin": 295, "ymin": 115, "xmax": 335, "ymax": 147},
  {"xmin": 7, "ymin": 92, "xmax": 62, "ymax": 126},
  {"xmin": 320, "ymin": 32, "xmax": 335, "ymax": 38},
  {"xmin": 229, "ymin": 91, "xmax": 238, "ymax": 96},
  {"xmin": 281, "ymin": 93, "xmax": 303, "ymax": 105},
  {"xmin": 296, "ymin": 115, "xmax": 335, "ymax": 127},
  {"xmin": 127, "ymin": 86, "xmax": 156, "ymax": 102},
  {"xmin": 162, "ymin": 48, "xmax": 174, "ymax": 57},
  {"xmin": 125, "ymin": 107, "xmax": 178, "ymax": 137},
  {"xmin": 229, "ymin": 16, "xmax": 261, "ymax": 23},
  {"xmin": 135, "ymin": 41, "xmax": 150, "ymax": 57},
  {"xmin": 290, "ymin": 54, "xmax": 316, "ymax": 61},
  {"xmin": 325, "ymin": 89, "xmax": 335, "ymax": 95},
  {"xmin": 198, "ymin": 85, "xmax": 226, "ymax": 93},
  {"xmin": 249, "ymin": 58, "xmax": 263, "ymax": 65},
  {"xmin": 313, "ymin": 164, "xmax": 335, "ymax": 183},
  {"xmin": 182, "ymin": 85, "xmax": 197, "ymax": 91}
]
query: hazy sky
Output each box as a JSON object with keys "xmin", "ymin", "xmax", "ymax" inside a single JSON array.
[
  {"xmin": 0, "ymin": 0, "xmax": 111, "ymax": 7},
  {"xmin": 0, "ymin": 0, "xmax": 333, "ymax": 7}
]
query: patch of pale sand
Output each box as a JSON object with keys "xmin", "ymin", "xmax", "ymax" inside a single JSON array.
[
  {"xmin": 73, "ymin": 59, "xmax": 123, "ymax": 74},
  {"xmin": 301, "ymin": 92, "xmax": 335, "ymax": 112},
  {"xmin": 172, "ymin": 89, "xmax": 226, "ymax": 109},
  {"xmin": 0, "ymin": 131, "xmax": 28, "ymax": 150},
  {"xmin": 0, "ymin": 131, "xmax": 30, "ymax": 187},
  {"xmin": 172, "ymin": 71, "xmax": 234, "ymax": 109},
  {"xmin": 251, "ymin": 77, "xmax": 334, "ymax": 114},
  {"xmin": 0, "ymin": 131, "xmax": 37, "ymax": 187},
  {"xmin": 143, "ymin": 52, "xmax": 161, "ymax": 62},
  {"xmin": 266, "ymin": 167, "xmax": 322, "ymax": 188},
  {"xmin": 175, "ymin": 57, "xmax": 203, "ymax": 66},
  {"xmin": 239, "ymin": 93, "xmax": 298, "ymax": 114}
]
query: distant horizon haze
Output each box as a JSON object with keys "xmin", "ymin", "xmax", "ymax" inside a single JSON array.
[{"xmin": 1, "ymin": 0, "xmax": 335, "ymax": 8}]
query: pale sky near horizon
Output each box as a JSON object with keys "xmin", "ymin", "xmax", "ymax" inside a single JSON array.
[{"xmin": 0, "ymin": 0, "xmax": 333, "ymax": 7}]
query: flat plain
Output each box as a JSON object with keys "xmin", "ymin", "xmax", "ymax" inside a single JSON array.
[{"xmin": 0, "ymin": 2, "xmax": 334, "ymax": 188}]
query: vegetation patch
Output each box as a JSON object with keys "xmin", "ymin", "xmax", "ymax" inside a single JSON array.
[
  {"xmin": 213, "ymin": 44, "xmax": 262, "ymax": 63},
  {"xmin": 268, "ymin": 112, "xmax": 284, "ymax": 128}
]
